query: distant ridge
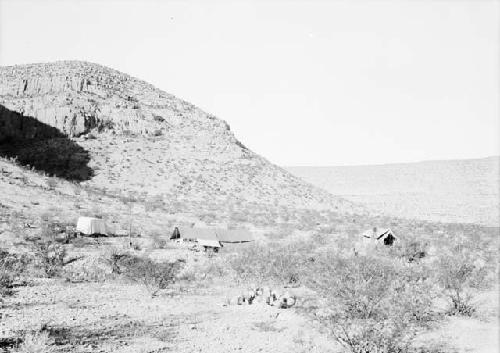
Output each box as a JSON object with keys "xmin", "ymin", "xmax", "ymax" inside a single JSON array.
[
  {"xmin": 287, "ymin": 155, "xmax": 499, "ymax": 169},
  {"xmin": 287, "ymin": 156, "xmax": 499, "ymax": 226}
]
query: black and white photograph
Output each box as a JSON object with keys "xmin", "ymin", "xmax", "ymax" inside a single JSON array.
[{"xmin": 0, "ymin": 0, "xmax": 498, "ymax": 352}]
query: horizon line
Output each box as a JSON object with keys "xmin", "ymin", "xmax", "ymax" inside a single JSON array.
[{"xmin": 284, "ymin": 155, "xmax": 500, "ymax": 168}]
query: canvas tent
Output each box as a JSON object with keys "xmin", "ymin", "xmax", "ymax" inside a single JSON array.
[
  {"xmin": 197, "ymin": 238, "xmax": 222, "ymax": 252},
  {"xmin": 76, "ymin": 217, "xmax": 107, "ymax": 236},
  {"xmin": 171, "ymin": 227, "xmax": 219, "ymax": 241},
  {"xmin": 362, "ymin": 227, "xmax": 396, "ymax": 246},
  {"xmin": 170, "ymin": 227, "xmax": 254, "ymax": 244},
  {"xmin": 171, "ymin": 227, "xmax": 181, "ymax": 240}
]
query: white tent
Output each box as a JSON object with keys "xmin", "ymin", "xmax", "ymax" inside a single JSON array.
[
  {"xmin": 76, "ymin": 217, "xmax": 107, "ymax": 235},
  {"xmin": 197, "ymin": 238, "xmax": 222, "ymax": 248}
]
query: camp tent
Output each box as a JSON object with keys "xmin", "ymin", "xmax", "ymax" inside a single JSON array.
[
  {"xmin": 76, "ymin": 217, "xmax": 107, "ymax": 236},
  {"xmin": 198, "ymin": 238, "xmax": 222, "ymax": 248},
  {"xmin": 171, "ymin": 227, "xmax": 218, "ymax": 241},
  {"xmin": 362, "ymin": 227, "xmax": 396, "ymax": 246},
  {"xmin": 170, "ymin": 227, "xmax": 222, "ymax": 252},
  {"xmin": 171, "ymin": 227, "xmax": 181, "ymax": 240},
  {"xmin": 170, "ymin": 227, "xmax": 254, "ymax": 243},
  {"xmin": 197, "ymin": 238, "xmax": 222, "ymax": 252}
]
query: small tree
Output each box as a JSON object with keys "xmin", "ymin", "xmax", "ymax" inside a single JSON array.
[
  {"xmin": 28, "ymin": 218, "xmax": 66, "ymax": 277},
  {"xmin": 0, "ymin": 250, "xmax": 30, "ymax": 297},
  {"xmin": 14, "ymin": 330, "xmax": 55, "ymax": 353},
  {"xmin": 120, "ymin": 255, "xmax": 183, "ymax": 297},
  {"xmin": 435, "ymin": 250, "xmax": 489, "ymax": 315},
  {"xmin": 305, "ymin": 254, "xmax": 434, "ymax": 353},
  {"xmin": 228, "ymin": 241, "xmax": 312, "ymax": 286},
  {"xmin": 46, "ymin": 177, "xmax": 58, "ymax": 190}
]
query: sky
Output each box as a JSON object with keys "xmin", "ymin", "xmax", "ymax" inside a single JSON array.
[{"xmin": 0, "ymin": 0, "xmax": 498, "ymax": 166}]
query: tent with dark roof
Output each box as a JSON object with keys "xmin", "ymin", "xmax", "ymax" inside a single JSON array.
[
  {"xmin": 171, "ymin": 227, "xmax": 218, "ymax": 241},
  {"xmin": 198, "ymin": 238, "xmax": 222, "ymax": 252},
  {"xmin": 361, "ymin": 227, "xmax": 397, "ymax": 246},
  {"xmin": 170, "ymin": 227, "xmax": 222, "ymax": 251},
  {"xmin": 170, "ymin": 227, "xmax": 254, "ymax": 244}
]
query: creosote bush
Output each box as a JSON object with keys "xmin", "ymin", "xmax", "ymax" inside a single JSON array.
[
  {"xmin": 45, "ymin": 177, "xmax": 59, "ymax": 191},
  {"xmin": 0, "ymin": 250, "xmax": 30, "ymax": 297},
  {"xmin": 118, "ymin": 255, "xmax": 184, "ymax": 297},
  {"xmin": 14, "ymin": 330, "xmax": 55, "ymax": 353},
  {"xmin": 304, "ymin": 253, "xmax": 435, "ymax": 353},
  {"xmin": 33, "ymin": 239, "xmax": 66, "ymax": 278},
  {"xmin": 148, "ymin": 232, "xmax": 170, "ymax": 250},
  {"xmin": 389, "ymin": 237, "xmax": 428, "ymax": 263},
  {"xmin": 228, "ymin": 241, "xmax": 314, "ymax": 286},
  {"xmin": 28, "ymin": 218, "xmax": 67, "ymax": 277},
  {"xmin": 435, "ymin": 249, "xmax": 489, "ymax": 316}
]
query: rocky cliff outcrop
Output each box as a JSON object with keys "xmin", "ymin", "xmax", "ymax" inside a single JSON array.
[
  {"xmin": 0, "ymin": 61, "xmax": 362, "ymax": 217},
  {"xmin": 0, "ymin": 61, "xmax": 229, "ymax": 138}
]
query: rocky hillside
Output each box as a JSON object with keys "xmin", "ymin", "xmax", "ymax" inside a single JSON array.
[{"xmin": 0, "ymin": 61, "xmax": 361, "ymax": 224}]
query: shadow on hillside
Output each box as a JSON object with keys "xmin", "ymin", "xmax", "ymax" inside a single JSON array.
[{"xmin": 0, "ymin": 105, "xmax": 93, "ymax": 181}]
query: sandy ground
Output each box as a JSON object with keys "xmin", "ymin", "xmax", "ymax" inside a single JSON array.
[{"xmin": 0, "ymin": 278, "xmax": 337, "ymax": 353}]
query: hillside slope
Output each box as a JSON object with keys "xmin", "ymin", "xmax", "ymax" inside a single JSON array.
[
  {"xmin": 287, "ymin": 157, "xmax": 500, "ymax": 226},
  {"xmin": 0, "ymin": 61, "xmax": 361, "ymax": 225}
]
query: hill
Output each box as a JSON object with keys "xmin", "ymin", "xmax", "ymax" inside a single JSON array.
[
  {"xmin": 0, "ymin": 61, "xmax": 361, "ymax": 229},
  {"xmin": 287, "ymin": 157, "xmax": 500, "ymax": 226}
]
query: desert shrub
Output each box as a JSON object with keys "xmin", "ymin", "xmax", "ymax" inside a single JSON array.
[
  {"xmin": 148, "ymin": 231, "xmax": 177, "ymax": 251},
  {"xmin": 14, "ymin": 330, "xmax": 55, "ymax": 353},
  {"xmin": 386, "ymin": 236, "xmax": 429, "ymax": 262},
  {"xmin": 435, "ymin": 249, "xmax": 489, "ymax": 316},
  {"xmin": 150, "ymin": 233, "xmax": 168, "ymax": 249},
  {"xmin": 32, "ymin": 241, "xmax": 66, "ymax": 278},
  {"xmin": 119, "ymin": 255, "xmax": 184, "ymax": 297},
  {"xmin": 153, "ymin": 115, "xmax": 165, "ymax": 122},
  {"xmin": 305, "ymin": 253, "xmax": 434, "ymax": 353},
  {"xmin": 104, "ymin": 247, "xmax": 132, "ymax": 276},
  {"xmin": 179, "ymin": 257, "xmax": 229, "ymax": 282},
  {"xmin": 46, "ymin": 177, "xmax": 58, "ymax": 190},
  {"xmin": 0, "ymin": 250, "xmax": 30, "ymax": 296},
  {"xmin": 228, "ymin": 241, "xmax": 313, "ymax": 286},
  {"xmin": 205, "ymin": 257, "xmax": 230, "ymax": 278},
  {"xmin": 28, "ymin": 220, "xmax": 67, "ymax": 277},
  {"xmin": 98, "ymin": 118, "xmax": 115, "ymax": 132},
  {"xmin": 310, "ymin": 232, "xmax": 331, "ymax": 246}
]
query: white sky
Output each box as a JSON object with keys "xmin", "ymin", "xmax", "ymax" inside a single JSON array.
[{"xmin": 0, "ymin": 0, "xmax": 498, "ymax": 166}]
